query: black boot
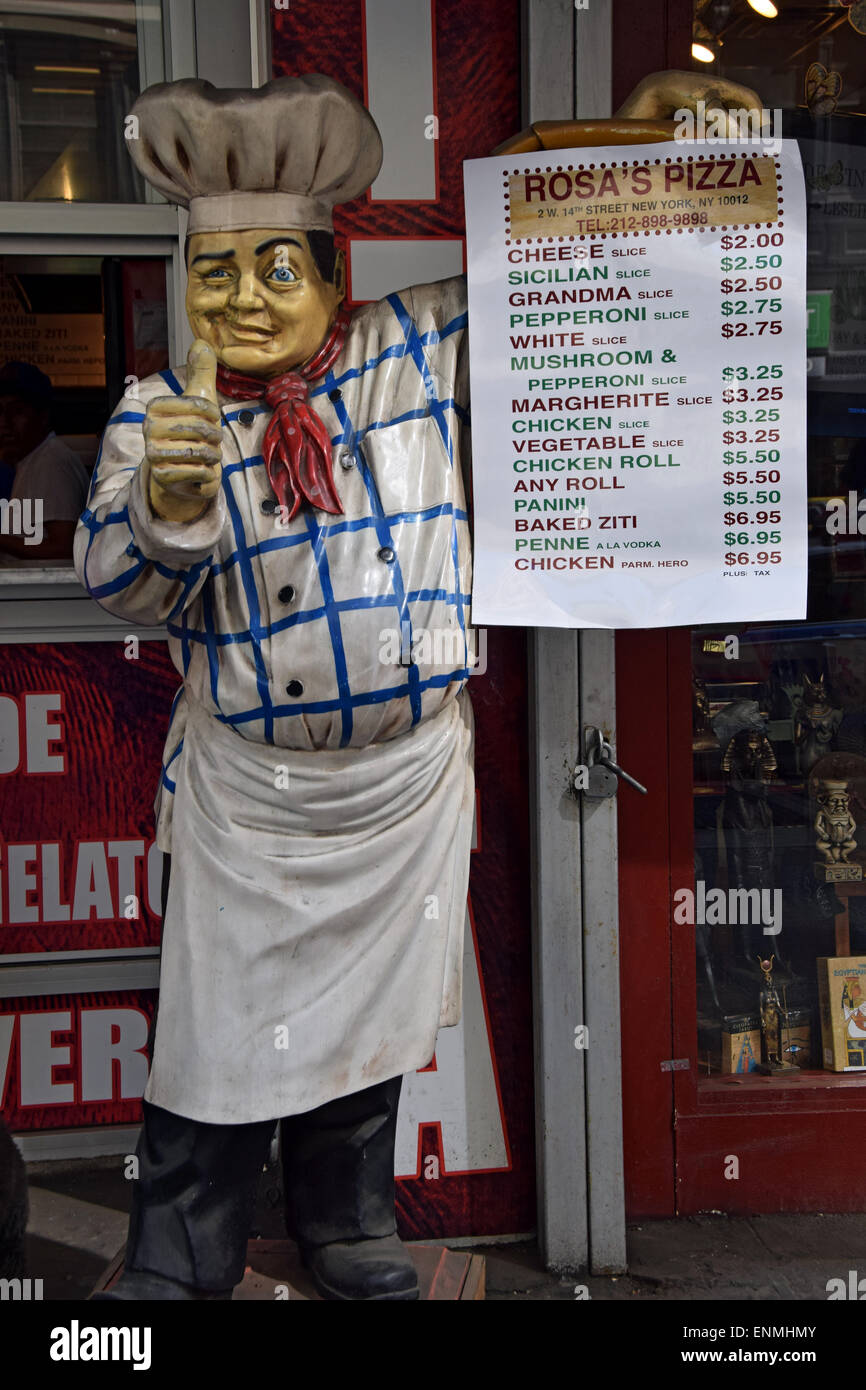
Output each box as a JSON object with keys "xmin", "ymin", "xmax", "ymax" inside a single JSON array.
[
  {"xmin": 281, "ymin": 1075, "xmax": 418, "ymax": 1301},
  {"xmin": 302, "ymin": 1234, "xmax": 418, "ymax": 1302},
  {"xmin": 93, "ymin": 1099, "xmax": 275, "ymax": 1300}
]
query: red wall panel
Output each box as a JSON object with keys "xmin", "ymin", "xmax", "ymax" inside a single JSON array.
[
  {"xmin": 0, "ymin": 641, "xmax": 175, "ymax": 955},
  {"xmin": 612, "ymin": 0, "xmax": 694, "ymax": 114}
]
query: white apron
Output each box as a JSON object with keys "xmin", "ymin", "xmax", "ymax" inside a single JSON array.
[{"xmin": 144, "ymin": 691, "xmax": 475, "ymax": 1124}]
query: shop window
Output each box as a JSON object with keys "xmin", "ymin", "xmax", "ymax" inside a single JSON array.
[
  {"xmin": 0, "ymin": 0, "xmax": 164, "ymax": 203},
  {"xmin": 0, "ymin": 253, "xmax": 168, "ymax": 567},
  {"xmin": 690, "ymin": 0, "xmax": 866, "ymax": 1082}
]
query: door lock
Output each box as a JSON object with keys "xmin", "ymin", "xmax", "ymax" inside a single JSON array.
[{"xmin": 577, "ymin": 726, "xmax": 648, "ymax": 799}]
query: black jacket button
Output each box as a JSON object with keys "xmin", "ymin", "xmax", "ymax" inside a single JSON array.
[
  {"xmin": 377, "ymin": 546, "xmax": 395, "ymax": 563},
  {"xmin": 328, "ymin": 388, "xmax": 342, "ymax": 403},
  {"xmin": 278, "ymin": 585, "xmax": 295, "ymax": 603},
  {"xmin": 286, "ymin": 680, "xmax": 304, "ymax": 697},
  {"xmin": 238, "ymin": 408, "xmax": 255, "ymax": 426},
  {"xmin": 261, "ymin": 499, "xmax": 277, "ymax": 514}
]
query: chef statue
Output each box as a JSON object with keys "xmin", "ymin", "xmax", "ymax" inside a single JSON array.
[{"xmin": 77, "ymin": 69, "xmax": 761, "ymax": 1301}]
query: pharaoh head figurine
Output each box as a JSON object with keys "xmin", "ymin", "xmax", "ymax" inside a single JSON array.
[{"xmin": 722, "ymin": 727, "xmax": 777, "ymax": 783}]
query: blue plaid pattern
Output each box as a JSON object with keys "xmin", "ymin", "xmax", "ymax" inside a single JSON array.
[{"xmin": 74, "ymin": 277, "xmax": 474, "ymax": 791}]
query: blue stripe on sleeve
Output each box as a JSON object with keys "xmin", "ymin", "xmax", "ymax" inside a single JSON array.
[
  {"xmin": 385, "ymin": 291, "xmax": 453, "ymax": 464},
  {"xmin": 107, "ymin": 410, "xmax": 146, "ymax": 425},
  {"xmin": 419, "ymin": 311, "xmax": 467, "ymax": 346},
  {"xmin": 159, "ymin": 368, "xmax": 184, "ymax": 396}
]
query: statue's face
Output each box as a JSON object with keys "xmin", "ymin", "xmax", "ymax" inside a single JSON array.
[{"xmin": 185, "ymin": 227, "xmax": 345, "ymax": 377}]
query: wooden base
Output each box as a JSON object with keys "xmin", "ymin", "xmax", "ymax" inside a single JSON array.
[{"xmin": 93, "ymin": 1240, "xmax": 485, "ymax": 1301}]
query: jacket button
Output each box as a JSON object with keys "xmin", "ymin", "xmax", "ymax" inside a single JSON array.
[
  {"xmin": 286, "ymin": 680, "xmax": 304, "ymax": 697},
  {"xmin": 377, "ymin": 546, "xmax": 395, "ymax": 563},
  {"xmin": 328, "ymin": 388, "xmax": 342, "ymax": 403},
  {"xmin": 238, "ymin": 409, "xmax": 255, "ymax": 426},
  {"xmin": 278, "ymin": 585, "xmax": 295, "ymax": 603},
  {"xmin": 339, "ymin": 450, "xmax": 355, "ymax": 470},
  {"xmin": 261, "ymin": 499, "xmax": 277, "ymax": 514}
]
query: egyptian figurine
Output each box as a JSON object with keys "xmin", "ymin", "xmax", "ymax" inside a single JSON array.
[
  {"xmin": 755, "ymin": 955, "xmax": 795, "ymax": 1074},
  {"xmin": 722, "ymin": 728, "xmax": 778, "ymax": 963},
  {"xmin": 815, "ymin": 780, "xmax": 858, "ymax": 865},
  {"xmin": 794, "ymin": 673, "xmax": 842, "ymax": 776}
]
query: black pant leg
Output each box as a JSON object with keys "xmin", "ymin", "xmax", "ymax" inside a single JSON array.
[
  {"xmin": 126, "ymin": 1099, "xmax": 276, "ymax": 1291},
  {"xmin": 281, "ymin": 1075, "xmax": 403, "ymax": 1250}
]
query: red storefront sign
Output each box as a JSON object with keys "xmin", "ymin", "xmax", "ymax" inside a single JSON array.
[
  {"xmin": 1, "ymin": 991, "xmax": 156, "ymax": 1132},
  {"xmin": 0, "ymin": 642, "xmax": 171, "ymax": 955}
]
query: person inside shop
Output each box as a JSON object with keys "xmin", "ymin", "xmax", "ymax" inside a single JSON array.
[{"xmin": 0, "ymin": 360, "xmax": 89, "ymax": 564}]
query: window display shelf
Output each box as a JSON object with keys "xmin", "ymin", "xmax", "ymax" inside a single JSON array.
[{"xmin": 696, "ymin": 1069, "xmax": 866, "ymax": 1112}]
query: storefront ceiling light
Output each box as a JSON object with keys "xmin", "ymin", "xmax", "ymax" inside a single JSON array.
[
  {"xmin": 692, "ymin": 16, "xmax": 720, "ymax": 61},
  {"xmin": 747, "ymin": 0, "xmax": 778, "ymax": 16},
  {"xmin": 34, "ymin": 65, "xmax": 101, "ymax": 74},
  {"xmin": 32, "ymin": 86, "xmax": 96, "ymax": 95}
]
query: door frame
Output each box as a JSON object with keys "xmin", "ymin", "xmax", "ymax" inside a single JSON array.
[
  {"xmin": 526, "ymin": 0, "xmax": 696, "ymax": 1271},
  {"xmin": 525, "ymin": 0, "xmax": 627, "ymax": 1276}
]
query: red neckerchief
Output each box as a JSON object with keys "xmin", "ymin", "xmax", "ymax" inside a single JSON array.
[{"xmin": 216, "ymin": 309, "xmax": 351, "ymax": 520}]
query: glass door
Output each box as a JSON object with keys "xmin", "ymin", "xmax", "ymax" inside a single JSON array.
[
  {"xmin": 619, "ymin": 0, "xmax": 866, "ymax": 1216},
  {"xmin": 685, "ymin": 2, "xmax": 866, "ymax": 1210}
]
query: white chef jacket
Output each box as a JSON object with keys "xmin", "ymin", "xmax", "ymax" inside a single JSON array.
[{"xmin": 73, "ymin": 275, "xmax": 478, "ymax": 1122}]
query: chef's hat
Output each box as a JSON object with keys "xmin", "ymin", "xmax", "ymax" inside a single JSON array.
[{"xmin": 126, "ymin": 74, "xmax": 383, "ymax": 234}]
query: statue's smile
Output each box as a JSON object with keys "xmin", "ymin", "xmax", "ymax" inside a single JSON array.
[{"xmin": 224, "ymin": 321, "xmax": 277, "ymax": 342}]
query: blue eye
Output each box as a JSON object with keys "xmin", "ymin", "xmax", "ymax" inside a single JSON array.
[
  {"xmin": 204, "ymin": 268, "xmax": 230, "ymax": 279},
  {"xmin": 270, "ymin": 266, "xmax": 296, "ymax": 283}
]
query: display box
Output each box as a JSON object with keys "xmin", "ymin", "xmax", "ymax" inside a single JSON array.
[
  {"xmin": 721, "ymin": 1014, "xmax": 762, "ymax": 1074},
  {"xmin": 817, "ymin": 957, "xmax": 866, "ymax": 1071},
  {"xmin": 781, "ymin": 1008, "xmax": 812, "ymax": 1069}
]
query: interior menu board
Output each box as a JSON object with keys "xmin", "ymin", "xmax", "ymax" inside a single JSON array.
[{"xmin": 463, "ymin": 140, "xmax": 807, "ymax": 629}]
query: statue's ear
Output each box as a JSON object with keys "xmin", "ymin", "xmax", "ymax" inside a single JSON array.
[{"xmin": 334, "ymin": 248, "xmax": 347, "ymax": 304}]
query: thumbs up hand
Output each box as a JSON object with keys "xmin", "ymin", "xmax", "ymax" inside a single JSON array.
[{"xmin": 144, "ymin": 340, "xmax": 223, "ymax": 522}]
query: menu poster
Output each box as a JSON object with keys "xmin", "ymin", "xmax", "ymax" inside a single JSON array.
[
  {"xmin": 463, "ymin": 141, "xmax": 808, "ymax": 629},
  {"xmin": 0, "ymin": 275, "xmax": 105, "ymax": 388}
]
